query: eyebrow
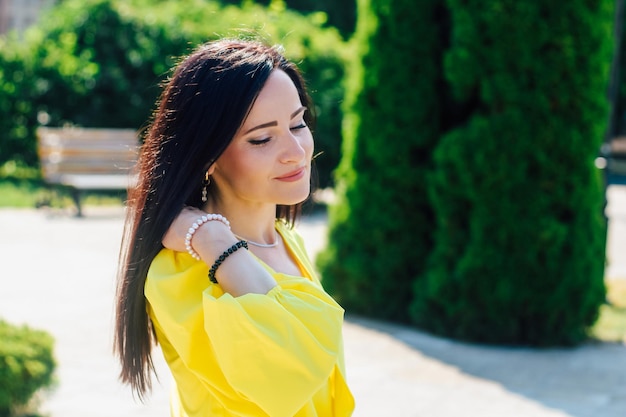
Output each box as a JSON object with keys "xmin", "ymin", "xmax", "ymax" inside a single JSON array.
[{"xmin": 244, "ymin": 106, "xmax": 307, "ymax": 134}]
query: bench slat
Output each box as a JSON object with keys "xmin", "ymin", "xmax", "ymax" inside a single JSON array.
[
  {"xmin": 37, "ymin": 127, "xmax": 141, "ymax": 215},
  {"xmin": 37, "ymin": 127, "xmax": 140, "ymax": 190},
  {"xmin": 57, "ymin": 174, "xmax": 137, "ymax": 190}
]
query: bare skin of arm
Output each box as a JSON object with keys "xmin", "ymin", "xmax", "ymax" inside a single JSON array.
[{"xmin": 162, "ymin": 207, "xmax": 277, "ymax": 297}]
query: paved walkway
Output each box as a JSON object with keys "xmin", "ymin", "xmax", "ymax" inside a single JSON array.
[{"xmin": 0, "ymin": 185, "xmax": 624, "ymax": 417}]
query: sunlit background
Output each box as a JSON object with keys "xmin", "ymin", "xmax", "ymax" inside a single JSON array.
[{"xmin": 0, "ymin": 1, "xmax": 625, "ymax": 416}]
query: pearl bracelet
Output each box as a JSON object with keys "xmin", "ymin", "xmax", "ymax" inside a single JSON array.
[{"xmin": 184, "ymin": 213, "xmax": 231, "ymax": 260}]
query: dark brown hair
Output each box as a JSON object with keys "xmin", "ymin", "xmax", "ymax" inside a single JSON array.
[{"xmin": 114, "ymin": 39, "xmax": 315, "ymax": 398}]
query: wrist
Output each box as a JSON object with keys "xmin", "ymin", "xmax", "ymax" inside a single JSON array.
[
  {"xmin": 208, "ymin": 240, "xmax": 249, "ymax": 283},
  {"xmin": 185, "ymin": 213, "xmax": 231, "ymax": 260},
  {"xmin": 192, "ymin": 224, "xmax": 239, "ymax": 261}
]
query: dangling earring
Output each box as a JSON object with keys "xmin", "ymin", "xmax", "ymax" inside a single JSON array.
[{"xmin": 201, "ymin": 171, "xmax": 210, "ymax": 202}]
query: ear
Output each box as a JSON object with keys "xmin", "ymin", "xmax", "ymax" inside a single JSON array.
[
  {"xmin": 203, "ymin": 158, "xmax": 217, "ymax": 176},
  {"xmin": 207, "ymin": 164, "xmax": 216, "ymax": 176}
]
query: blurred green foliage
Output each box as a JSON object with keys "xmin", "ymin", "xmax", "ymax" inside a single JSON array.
[
  {"xmin": 319, "ymin": 0, "xmax": 612, "ymax": 346},
  {"xmin": 317, "ymin": 0, "xmax": 446, "ymax": 321},
  {"xmin": 0, "ymin": 37, "xmax": 38, "ymax": 166},
  {"xmin": 0, "ymin": 0, "xmax": 349, "ymax": 188},
  {"xmin": 0, "ymin": 320, "xmax": 55, "ymax": 417},
  {"xmin": 220, "ymin": 0, "xmax": 356, "ymax": 38},
  {"xmin": 410, "ymin": 0, "xmax": 613, "ymax": 345}
]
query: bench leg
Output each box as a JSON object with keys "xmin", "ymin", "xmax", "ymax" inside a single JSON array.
[
  {"xmin": 35, "ymin": 184, "xmax": 55, "ymax": 209},
  {"xmin": 70, "ymin": 188, "xmax": 84, "ymax": 217}
]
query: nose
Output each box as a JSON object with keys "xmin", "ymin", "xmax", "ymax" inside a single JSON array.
[{"xmin": 280, "ymin": 131, "xmax": 309, "ymax": 164}]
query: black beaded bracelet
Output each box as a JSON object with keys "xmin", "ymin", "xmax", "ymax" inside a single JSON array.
[{"xmin": 208, "ymin": 240, "xmax": 248, "ymax": 283}]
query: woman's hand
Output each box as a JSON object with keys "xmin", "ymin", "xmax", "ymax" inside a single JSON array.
[{"xmin": 162, "ymin": 207, "xmax": 214, "ymax": 253}]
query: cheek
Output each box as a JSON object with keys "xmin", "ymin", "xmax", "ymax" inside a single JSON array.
[
  {"xmin": 304, "ymin": 133, "xmax": 315, "ymax": 158},
  {"xmin": 214, "ymin": 148, "xmax": 257, "ymax": 185},
  {"xmin": 231, "ymin": 156, "xmax": 262, "ymax": 184}
]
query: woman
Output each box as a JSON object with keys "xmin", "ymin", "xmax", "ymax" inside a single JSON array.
[{"xmin": 114, "ymin": 39, "xmax": 355, "ymax": 416}]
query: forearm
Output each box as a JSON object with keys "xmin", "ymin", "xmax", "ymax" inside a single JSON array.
[
  {"xmin": 192, "ymin": 225, "xmax": 277, "ymax": 297},
  {"xmin": 162, "ymin": 208, "xmax": 277, "ymax": 297}
]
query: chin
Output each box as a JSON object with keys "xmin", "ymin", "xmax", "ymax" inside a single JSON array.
[{"xmin": 279, "ymin": 186, "xmax": 311, "ymax": 206}]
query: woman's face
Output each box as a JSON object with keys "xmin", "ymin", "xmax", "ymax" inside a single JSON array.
[{"xmin": 210, "ymin": 69, "xmax": 314, "ymax": 209}]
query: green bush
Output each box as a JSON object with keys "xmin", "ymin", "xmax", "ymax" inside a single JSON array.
[
  {"xmin": 0, "ymin": 320, "xmax": 55, "ymax": 417},
  {"xmin": 27, "ymin": 0, "xmax": 184, "ymax": 130},
  {"xmin": 223, "ymin": 0, "xmax": 357, "ymax": 38},
  {"xmin": 0, "ymin": 0, "xmax": 348, "ymax": 188},
  {"xmin": 316, "ymin": 0, "xmax": 445, "ymax": 321},
  {"xmin": 0, "ymin": 36, "xmax": 39, "ymax": 167},
  {"xmin": 410, "ymin": 1, "xmax": 613, "ymax": 345}
]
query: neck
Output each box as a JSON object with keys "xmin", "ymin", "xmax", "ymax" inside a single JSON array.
[{"xmin": 203, "ymin": 197, "xmax": 278, "ymax": 247}]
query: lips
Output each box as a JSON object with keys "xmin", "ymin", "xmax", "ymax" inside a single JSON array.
[{"xmin": 276, "ymin": 167, "xmax": 306, "ymax": 182}]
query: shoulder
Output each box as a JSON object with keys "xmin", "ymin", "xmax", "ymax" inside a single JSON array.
[
  {"xmin": 276, "ymin": 219, "xmax": 305, "ymax": 247},
  {"xmin": 145, "ymin": 249, "xmax": 211, "ymax": 302},
  {"xmin": 276, "ymin": 220, "xmax": 310, "ymax": 262},
  {"xmin": 148, "ymin": 249, "xmax": 199, "ymax": 281},
  {"xmin": 276, "ymin": 219, "xmax": 323, "ymax": 283}
]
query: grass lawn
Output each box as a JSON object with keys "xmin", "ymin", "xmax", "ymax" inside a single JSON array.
[
  {"xmin": 0, "ymin": 163, "xmax": 45, "ymax": 207},
  {"xmin": 0, "ymin": 176, "xmax": 45, "ymax": 207},
  {"xmin": 591, "ymin": 278, "xmax": 626, "ymax": 343},
  {"xmin": 0, "ymin": 164, "xmax": 124, "ymax": 209}
]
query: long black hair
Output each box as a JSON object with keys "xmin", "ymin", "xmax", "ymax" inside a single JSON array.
[{"xmin": 114, "ymin": 39, "xmax": 315, "ymax": 398}]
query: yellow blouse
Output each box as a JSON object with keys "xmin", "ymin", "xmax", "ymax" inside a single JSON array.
[{"xmin": 145, "ymin": 220, "xmax": 355, "ymax": 417}]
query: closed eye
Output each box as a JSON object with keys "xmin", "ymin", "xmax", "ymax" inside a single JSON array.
[
  {"xmin": 290, "ymin": 123, "xmax": 307, "ymax": 131},
  {"xmin": 248, "ymin": 138, "xmax": 271, "ymax": 145}
]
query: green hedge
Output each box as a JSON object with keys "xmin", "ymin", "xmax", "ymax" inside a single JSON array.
[
  {"xmin": 316, "ymin": 0, "xmax": 444, "ymax": 321},
  {"xmin": 221, "ymin": 0, "xmax": 357, "ymax": 38},
  {"xmin": 0, "ymin": 0, "xmax": 348, "ymax": 188},
  {"xmin": 410, "ymin": 0, "xmax": 613, "ymax": 345},
  {"xmin": 0, "ymin": 38, "xmax": 37, "ymax": 167},
  {"xmin": 0, "ymin": 320, "xmax": 55, "ymax": 417}
]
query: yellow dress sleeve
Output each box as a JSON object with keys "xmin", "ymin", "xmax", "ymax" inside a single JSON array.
[{"xmin": 145, "ymin": 248, "xmax": 346, "ymax": 417}]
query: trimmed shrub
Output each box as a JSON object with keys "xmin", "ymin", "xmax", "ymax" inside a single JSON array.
[
  {"xmin": 0, "ymin": 320, "xmax": 56, "ymax": 416},
  {"xmin": 316, "ymin": 0, "xmax": 445, "ymax": 321},
  {"xmin": 410, "ymin": 1, "xmax": 613, "ymax": 345}
]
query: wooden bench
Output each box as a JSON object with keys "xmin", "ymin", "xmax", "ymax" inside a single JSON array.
[{"xmin": 37, "ymin": 127, "xmax": 139, "ymax": 216}]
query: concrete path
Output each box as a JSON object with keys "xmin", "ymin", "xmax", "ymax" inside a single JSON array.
[{"xmin": 0, "ymin": 185, "xmax": 624, "ymax": 417}]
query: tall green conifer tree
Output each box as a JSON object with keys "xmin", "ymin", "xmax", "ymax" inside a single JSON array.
[
  {"xmin": 317, "ymin": 0, "xmax": 444, "ymax": 320},
  {"xmin": 410, "ymin": 1, "xmax": 613, "ymax": 345}
]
